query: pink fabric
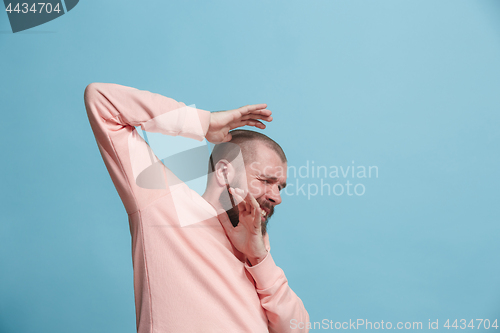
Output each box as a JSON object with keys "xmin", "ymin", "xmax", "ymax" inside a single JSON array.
[{"xmin": 84, "ymin": 83, "xmax": 309, "ymax": 333}]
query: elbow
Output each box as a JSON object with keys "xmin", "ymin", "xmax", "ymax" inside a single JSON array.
[
  {"xmin": 84, "ymin": 83, "xmax": 118, "ymax": 122},
  {"xmin": 84, "ymin": 83, "xmax": 107, "ymax": 119},
  {"xmin": 83, "ymin": 83, "xmax": 106, "ymax": 123},
  {"xmin": 84, "ymin": 83, "xmax": 99, "ymax": 120},
  {"xmin": 84, "ymin": 82, "xmax": 101, "ymax": 105}
]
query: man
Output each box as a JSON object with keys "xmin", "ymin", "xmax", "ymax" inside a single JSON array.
[{"xmin": 84, "ymin": 83, "xmax": 309, "ymax": 333}]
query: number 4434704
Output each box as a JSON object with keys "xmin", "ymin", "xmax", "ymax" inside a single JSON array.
[
  {"xmin": 444, "ymin": 319, "xmax": 498, "ymax": 329},
  {"xmin": 5, "ymin": 3, "xmax": 62, "ymax": 14}
]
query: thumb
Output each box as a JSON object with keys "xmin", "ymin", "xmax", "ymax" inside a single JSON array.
[{"xmin": 222, "ymin": 132, "xmax": 232, "ymax": 143}]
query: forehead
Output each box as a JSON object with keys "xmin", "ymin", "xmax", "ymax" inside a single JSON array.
[{"xmin": 245, "ymin": 143, "xmax": 287, "ymax": 178}]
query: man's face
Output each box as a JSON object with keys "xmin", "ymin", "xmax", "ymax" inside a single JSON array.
[{"xmin": 223, "ymin": 143, "xmax": 287, "ymax": 234}]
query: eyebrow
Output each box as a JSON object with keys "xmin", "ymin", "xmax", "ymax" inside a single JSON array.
[{"xmin": 260, "ymin": 175, "xmax": 287, "ymax": 189}]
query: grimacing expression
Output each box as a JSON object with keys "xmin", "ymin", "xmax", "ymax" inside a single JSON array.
[{"xmin": 223, "ymin": 143, "xmax": 287, "ymax": 234}]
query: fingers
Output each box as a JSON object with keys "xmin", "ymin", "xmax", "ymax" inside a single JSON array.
[
  {"xmin": 241, "ymin": 191, "xmax": 260, "ymax": 218},
  {"xmin": 232, "ymin": 119, "xmax": 266, "ymax": 130},
  {"xmin": 229, "ymin": 188, "xmax": 248, "ymax": 213},
  {"xmin": 237, "ymin": 195, "xmax": 249, "ymax": 214},
  {"xmin": 245, "ymin": 192, "xmax": 260, "ymax": 212},
  {"xmin": 239, "ymin": 104, "xmax": 272, "ymax": 118},
  {"xmin": 240, "ymin": 113, "xmax": 273, "ymax": 122},
  {"xmin": 229, "ymin": 188, "xmax": 245, "ymax": 204},
  {"xmin": 244, "ymin": 192, "xmax": 262, "ymax": 232},
  {"xmin": 240, "ymin": 103, "xmax": 268, "ymax": 113},
  {"xmin": 228, "ymin": 188, "xmax": 262, "ymax": 234},
  {"xmin": 225, "ymin": 104, "xmax": 272, "ymax": 132},
  {"xmin": 230, "ymin": 188, "xmax": 260, "ymax": 217}
]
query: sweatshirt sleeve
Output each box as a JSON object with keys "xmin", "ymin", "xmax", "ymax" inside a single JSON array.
[
  {"xmin": 245, "ymin": 253, "xmax": 310, "ymax": 333},
  {"xmin": 84, "ymin": 82, "xmax": 211, "ymax": 215}
]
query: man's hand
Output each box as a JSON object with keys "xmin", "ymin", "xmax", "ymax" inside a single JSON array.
[
  {"xmin": 218, "ymin": 188, "xmax": 268, "ymax": 266},
  {"xmin": 206, "ymin": 104, "xmax": 272, "ymax": 143}
]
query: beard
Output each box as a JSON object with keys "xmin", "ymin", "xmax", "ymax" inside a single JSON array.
[{"xmin": 219, "ymin": 189, "xmax": 274, "ymax": 236}]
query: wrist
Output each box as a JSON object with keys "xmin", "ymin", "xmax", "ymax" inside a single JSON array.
[{"xmin": 247, "ymin": 250, "xmax": 268, "ymax": 267}]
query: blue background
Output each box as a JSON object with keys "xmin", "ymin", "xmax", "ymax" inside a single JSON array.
[{"xmin": 1, "ymin": 1, "xmax": 499, "ymax": 332}]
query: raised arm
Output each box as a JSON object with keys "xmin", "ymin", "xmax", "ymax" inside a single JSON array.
[
  {"xmin": 84, "ymin": 82, "xmax": 211, "ymax": 214},
  {"xmin": 84, "ymin": 82, "xmax": 273, "ymax": 214}
]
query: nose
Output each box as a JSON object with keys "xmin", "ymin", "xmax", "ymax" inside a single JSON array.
[{"xmin": 266, "ymin": 184, "xmax": 282, "ymax": 205}]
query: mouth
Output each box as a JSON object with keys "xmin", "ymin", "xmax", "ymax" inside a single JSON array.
[{"xmin": 260, "ymin": 207, "xmax": 269, "ymax": 222}]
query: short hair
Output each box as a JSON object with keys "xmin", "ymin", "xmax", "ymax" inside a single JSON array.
[{"xmin": 208, "ymin": 130, "xmax": 287, "ymax": 173}]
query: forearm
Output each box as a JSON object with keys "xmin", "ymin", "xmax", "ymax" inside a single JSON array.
[
  {"xmin": 246, "ymin": 253, "xmax": 310, "ymax": 333},
  {"xmin": 84, "ymin": 83, "xmax": 210, "ymax": 139}
]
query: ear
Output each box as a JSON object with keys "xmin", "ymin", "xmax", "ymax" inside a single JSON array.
[{"xmin": 214, "ymin": 160, "xmax": 234, "ymax": 187}]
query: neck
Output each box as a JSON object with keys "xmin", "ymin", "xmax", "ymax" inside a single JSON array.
[{"xmin": 202, "ymin": 185, "xmax": 224, "ymax": 213}]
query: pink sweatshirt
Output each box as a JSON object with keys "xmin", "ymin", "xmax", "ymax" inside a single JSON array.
[{"xmin": 84, "ymin": 83, "xmax": 309, "ymax": 333}]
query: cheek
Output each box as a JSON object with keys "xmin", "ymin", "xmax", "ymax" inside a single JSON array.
[
  {"xmin": 248, "ymin": 180, "xmax": 265, "ymax": 197},
  {"xmin": 235, "ymin": 179, "xmax": 248, "ymax": 194}
]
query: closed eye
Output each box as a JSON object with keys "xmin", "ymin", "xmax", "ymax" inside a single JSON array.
[{"xmin": 260, "ymin": 178, "xmax": 285, "ymax": 191}]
